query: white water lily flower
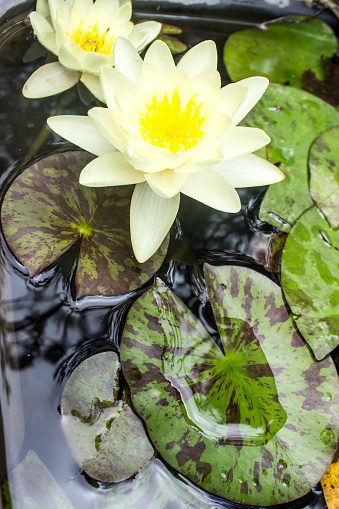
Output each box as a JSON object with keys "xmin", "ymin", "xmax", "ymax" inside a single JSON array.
[
  {"xmin": 23, "ymin": 0, "xmax": 161, "ymax": 99},
  {"xmin": 47, "ymin": 38, "xmax": 284, "ymax": 262}
]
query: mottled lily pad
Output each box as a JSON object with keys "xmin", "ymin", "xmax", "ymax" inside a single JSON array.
[
  {"xmin": 224, "ymin": 16, "xmax": 338, "ymax": 88},
  {"xmin": 243, "ymin": 83, "xmax": 339, "ymax": 231},
  {"xmin": 120, "ymin": 266, "xmax": 339, "ymax": 505},
  {"xmin": 1, "ymin": 151, "xmax": 169, "ymax": 298},
  {"xmin": 251, "ymin": 232, "xmax": 287, "ymax": 272},
  {"xmin": 281, "ymin": 206, "xmax": 339, "ymax": 360},
  {"xmin": 94, "ymin": 458, "xmax": 223, "ymax": 509},
  {"xmin": 60, "ymin": 352, "xmax": 154, "ymax": 483},
  {"xmin": 3, "ymin": 449, "xmax": 74, "ymax": 508},
  {"xmin": 309, "ymin": 126, "xmax": 339, "ymax": 229}
]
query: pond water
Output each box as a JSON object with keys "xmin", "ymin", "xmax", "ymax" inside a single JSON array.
[{"xmin": 0, "ymin": 2, "xmax": 336, "ymax": 508}]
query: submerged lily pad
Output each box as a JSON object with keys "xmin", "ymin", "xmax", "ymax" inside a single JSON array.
[
  {"xmin": 60, "ymin": 351, "xmax": 154, "ymax": 483},
  {"xmin": 281, "ymin": 206, "xmax": 339, "ymax": 360},
  {"xmin": 224, "ymin": 16, "xmax": 338, "ymax": 88},
  {"xmin": 121, "ymin": 266, "xmax": 339, "ymax": 505},
  {"xmin": 309, "ymin": 126, "xmax": 339, "ymax": 229},
  {"xmin": 243, "ymin": 83, "xmax": 339, "ymax": 231},
  {"xmin": 4, "ymin": 449, "xmax": 74, "ymax": 508},
  {"xmin": 1, "ymin": 151, "xmax": 168, "ymax": 298},
  {"xmin": 94, "ymin": 458, "xmax": 223, "ymax": 509}
]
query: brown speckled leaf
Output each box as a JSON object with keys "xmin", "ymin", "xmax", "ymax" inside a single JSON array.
[{"xmin": 1, "ymin": 151, "xmax": 169, "ymax": 298}]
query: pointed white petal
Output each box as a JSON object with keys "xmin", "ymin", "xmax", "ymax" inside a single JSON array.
[
  {"xmin": 109, "ymin": 2, "xmax": 132, "ymax": 24},
  {"xmin": 79, "ymin": 152, "xmax": 145, "ymax": 186},
  {"xmin": 36, "ymin": 0, "xmax": 50, "ymax": 18},
  {"xmin": 145, "ymin": 170, "xmax": 188, "ymax": 198},
  {"xmin": 131, "ymin": 183, "xmax": 179, "ymax": 262},
  {"xmin": 124, "ymin": 144, "xmax": 165, "ymax": 173},
  {"xmin": 177, "ymin": 40, "xmax": 217, "ymax": 78},
  {"xmin": 58, "ymin": 40, "xmax": 83, "ymax": 71},
  {"xmin": 217, "ymin": 82, "xmax": 248, "ymax": 119},
  {"xmin": 100, "ymin": 66, "xmax": 137, "ymax": 109},
  {"xmin": 47, "ymin": 115, "xmax": 114, "ymax": 155},
  {"xmin": 191, "ymin": 70, "xmax": 221, "ymax": 104},
  {"xmin": 22, "ymin": 62, "xmax": 80, "ymax": 98},
  {"xmin": 80, "ymin": 73, "xmax": 105, "ymax": 102},
  {"xmin": 30, "ymin": 12, "xmax": 54, "ymax": 40},
  {"xmin": 113, "ymin": 36, "xmax": 142, "ymax": 85},
  {"xmin": 232, "ymin": 76, "xmax": 269, "ymax": 126},
  {"xmin": 82, "ymin": 51, "xmax": 111, "ymax": 75},
  {"xmin": 213, "ymin": 153, "xmax": 285, "ymax": 188},
  {"xmin": 181, "ymin": 169, "xmax": 241, "ymax": 213},
  {"xmin": 129, "ymin": 21, "xmax": 162, "ymax": 52},
  {"xmin": 75, "ymin": 0, "xmax": 93, "ymax": 15},
  {"xmin": 88, "ymin": 107, "xmax": 126, "ymax": 152},
  {"xmin": 41, "ymin": 33, "xmax": 58, "ymax": 55},
  {"xmin": 218, "ymin": 126, "xmax": 270, "ymax": 161},
  {"xmin": 144, "ymin": 39, "xmax": 176, "ymax": 77}
]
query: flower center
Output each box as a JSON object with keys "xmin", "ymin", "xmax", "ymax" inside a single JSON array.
[
  {"xmin": 76, "ymin": 220, "xmax": 95, "ymax": 239},
  {"xmin": 70, "ymin": 20, "xmax": 115, "ymax": 55},
  {"xmin": 139, "ymin": 88, "xmax": 206, "ymax": 153}
]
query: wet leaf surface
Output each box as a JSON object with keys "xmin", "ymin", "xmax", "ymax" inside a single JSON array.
[
  {"xmin": 309, "ymin": 126, "xmax": 339, "ymax": 229},
  {"xmin": 281, "ymin": 206, "xmax": 339, "ymax": 360},
  {"xmin": 60, "ymin": 352, "xmax": 154, "ymax": 483},
  {"xmin": 93, "ymin": 458, "xmax": 223, "ymax": 509},
  {"xmin": 224, "ymin": 16, "xmax": 338, "ymax": 88},
  {"xmin": 4, "ymin": 449, "xmax": 74, "ymax": 508},
  {"xmin": 243, "ymin": 83, "xmax": 339, "ymax": 231},
  {"xmin": 120, "ymin": 266, "xmax": 339, "ymax": 505},
  {"xmin": 1, "ymin": 151, "xmax": 169, "ymax": 298}
]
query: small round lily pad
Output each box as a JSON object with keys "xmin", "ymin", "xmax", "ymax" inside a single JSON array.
[
  {"xmin": 60, "ymin": 352, "xmax": 154, "ymax": 483},
  {"xmin": 1, "ymin": 151, "xmax": 169, "ymax": 298},
  {"xmin": 281, "ymin": 206, "xmax": 339, "ymax": 360}
]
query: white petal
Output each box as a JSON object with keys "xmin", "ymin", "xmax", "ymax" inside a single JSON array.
[
  {"xmin": 47, "ymin": 115, "xmax": 115, "ymax": 155},
  {"xmin": 80, "ymin": 73, "xmax": 105, "ymax": 102},
  {"xmin": 74, "ymin": 0, "xmax": 93, "ymax": 15},
  {"xmin": 181, "ymin": 169, "xmax": 241, "ymax": 213},
  {"xmin": 113, "ymin": 37, "xmax": 142, "ymax": 85},
  {"xmin": 146, "ymin": 170, "xmax": 188, "ymax": 198},
  {"xmin": 213, "ymin": 153, "xmax": 285, "ymax": 188},
  {"xmin": 22, "ymin": 62, "xmax": 80, "ymax": 98},
  {"xmin": 36, "ymin": 0, "xmax": 50, "ymax": 18},
  {"xmin": 144, "ymin": 39, "xmax": 176, "ymax": 77},
  {"xmin": 109, "ymin": 2, "xmax": 132, "ymax": 24},
  {"xmin": 49, "ymin": 0, "xmax": 67, "ymax": 28},
  {"xmin": 204, "ymin": 111, "xmax": 232, "ymax": 142},
  {"xmin": 137, "ymin": 62, "xmax": 167, "ymax": 95},
  {"xmin": 82, "ymin": 51, "xmax": 111, "ymax": 75},
  {"xmin": 79, "ymin": 152, "xmax": 145, "ymax": 186},
  {"xmin": 218, "ymin": 126, "xmax": 270, "ymax": 161},
  {"xmin": 129, "ymin": 21, "xmax": 162, "ymax": 52},
  {"xmin": 131, "ymin": 183, "xmax": 179, "ymax": 262},
  {"xmin": 177, "ymin": 40, "xmax": 217, "ymax": 78},
  {"xmin": 30, "ymin": 11, "xmax": 54, "ymax": 41},
  {"xmin": 88, "ymin": 107, "xmax": 126, "ymax": 152},
  {"xmin": 232, "ymin": 77, "xmax": 269, "ymax": 126},
  {"xmin": 217, "ymin": 82, "xmax": 248, "ymax": 119},
  {"xmin": 100, "ymin": 66, "xmax": 137, "ymax": 109},
  {"xmin": 191, "ymin": 70, "xmax": 221, "ymax": 104},
  {"xmin": 124, "ymin": 144, "xmax": 165, "ymax": 173},
  {"xmin": 41, "ymin": 33, "xmax": 58, "ymax": 55},
  {"xmin": 175, "ymin": 143, "xmax": 223, "ymax": 173},
  {"xmin": 58, "ymin": 40, "xmax": 83, "ymax": 71}
]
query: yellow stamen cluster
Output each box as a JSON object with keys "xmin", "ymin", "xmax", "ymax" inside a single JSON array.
[
  {"xmin": 71, "ymin": 20, "xmax": 115, "ymax": 55},
  {"xmin": 139, "ymin": 87, "xmax": 206, "ymax": 153}
]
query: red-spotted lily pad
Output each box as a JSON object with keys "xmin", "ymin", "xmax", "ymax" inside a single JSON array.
[
  {"xmin": 243, "ymin": 83, "xmax": 339, "ymax": 232},
  {"xmin": 281, "ymin": 206, "xmax": 339, "ymax": 360},
  {"xmin": 3, "ymin": 450, "xmax": 74, "ymax": 509},
  {"xmin": 120, "ymin": 266, "xmax": 339, "ymax": 505},
  {"xmin": 94, "ymin": 458, "xmax": 223, "ymax": 509},
  {"xmin": 60, "ymin": 352, "xmax": 154, "ymax": 483},
  {"xmin": 1, "ymin": 151, "xmax": 168, "ymax": 299},
  {"xmin": 309, "ymin": 126, "xmax": 339, "ymax": 230}
]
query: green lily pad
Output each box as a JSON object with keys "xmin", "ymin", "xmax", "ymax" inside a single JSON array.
[
  {"xmin": 3, "ymin": 449, "xmax": 74, "ymax": 509},
  {"xmin": 224, "ymin": 16, "xmax": 338, "ymax": 88},
  {"xmin": 120, "ymin": 267, "xmax": 339, "ymax": 505},
  {"xmin": 309, "ymin": 126, "xmax": 339, "ymax": 229},
  {"xmin": 281, "ymin": 206, "xmax": 339, "ymax": 360},
  {"xmin": 60, "ymin": 351, "xmax": 154, "ymax": 483},
  {"xmin": 1, "ymin": 151, "xmax": 169, "ymax": 298},
  {"xmin": 243, "ymin": 83, "xmax": 339, "ymax": 231},
  {"xmin": 94, "ymin": 458, "xmax": 223, "ymax": 509}
]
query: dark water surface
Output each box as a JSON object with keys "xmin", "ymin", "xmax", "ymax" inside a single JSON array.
[{"xmin": 0, "ymin": 3, "xmax": 334, "ymax": 508}]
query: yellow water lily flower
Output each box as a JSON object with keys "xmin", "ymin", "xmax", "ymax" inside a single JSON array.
[
  {"xmin": 47, "ymin": 38, "xmax": 284, "ymax": 262},
  {"xmin": 22, "ymin": 0, "xmax": 161, "ymax": 99}
]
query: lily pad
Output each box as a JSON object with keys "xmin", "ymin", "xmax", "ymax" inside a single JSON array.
[
  {"xmin": 60, "ymin": 351, "xmax": 154, "ymax": 483},
  {"xmin": 120, "ymin": 267, "xmax": 339, "ymax": 505},
  {"xmin": 3, "ymin": 449, "xmax": 74, "ymax": 508},
  {"xmin": 1, "ymin": 151, "xmax": 169, "ymax": 298},
  {"xmin": 281, "ymin": 206, "xmax": 339, "ymax": 360},
  {"xmin": 94, "ymin": 458, "xmax": 223, "ymax": 509},
  {"xmin": 309, "ymin": 126, "xmax": 339, "ymax": 229},
  {"xmin": 224, "ymin": 16, "xmax": 338, "ymax": 88},
  {"xmin": 243, "ymin": 83, "xmax": 339, "ymax": 231}
]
